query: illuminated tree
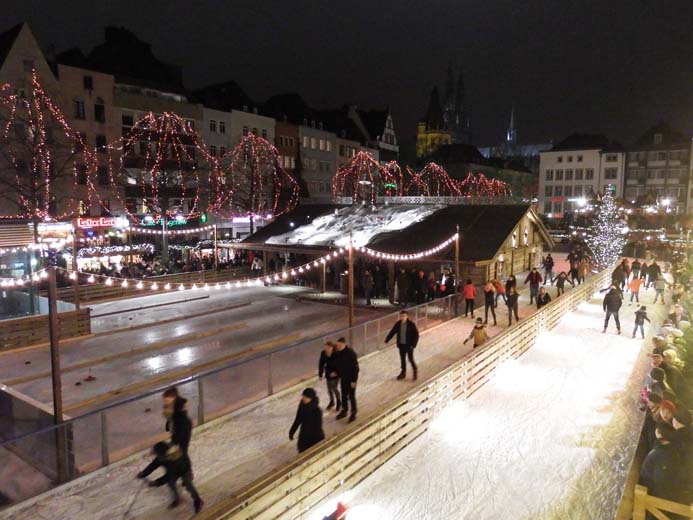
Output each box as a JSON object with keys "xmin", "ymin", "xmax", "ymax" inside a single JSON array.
[
  {"xmin": 585, "ymin": 190, "xmax": 626, "ymax": 268},
  {"xmin": 332, "ymin": 150, "xmax": 384, "ymax": 204},
  {"xmin": 219, "ymin": 134, "xmax": 299, "ymax": 234},
  {"xmin": 405, "ymin": 162, "xmax": 461, "ymax": 196},
  {"xmin": 381, "ymin": 160, "xmax": 404, "ymax": 196},
  {"xmin": 458, "ymin": 172, "xmax": 512, "ymax": 197}
]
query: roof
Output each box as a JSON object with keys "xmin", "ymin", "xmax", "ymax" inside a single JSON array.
[
  {"xmin": 191, "ymin": 81, "xmax": 256, "ymax": 112},
  {"xmin": 430, "ymin": 143, "xmax": 485, "ymax": 164},
  {"xmin": 0, "ymin": 23, "xmax": 24, "ymax": 70},
  {"xmin": 632, "ymin": 123, "xmax": 689, "ymax": 150},
  {"xmin": 55, "ymin": 47, "xmax": 88, "ymax": 68},
  {"xmin": 262, "ymin": 92, "xmax": 319, "ymax": 125},
  {"xmin": 358, "ymin": 108, "xmax": 390, "ymax": 141},
  {"xmin": 85, "ymin": 27, "xmax": 185, "ymax": 93},
  {"xmin": 317, "ymin": 107, "xmax": 369, "ymax": 143},
  {"xmin": 550, "ymin": 133, "xmax": 621, "ymax": 152},
  {"xmin": 245, "ymin": 203, "xmax": 551, "ymax": 262}
]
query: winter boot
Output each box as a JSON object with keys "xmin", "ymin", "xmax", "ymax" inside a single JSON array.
[
  {"xmin": 194, "ymin": 499, "xmax": 204, "ymax": 514},
  {"xmin": 602, "ymin": 329, "xmax": 606, "ymax": 333},
  {"xmin": 348, "ymin": 412, "xmax": 356, "ymax": 423},
  {"xmin": 327, "ymin": 400, "xmax": 335, "ymax": 410},
  {"xmin": 617, "ymin": 329, "xmax": 621, "ymax": 335},
  {"xmin": 168, "ymin": 498, "xmax": 181, "ymax": 509},
  {"xmin": 336, "ymin": 410, "xmax": 347, "ymax": 420},
  {"xmin": 396, "ymin": 371, "xmax": 406, "ymax": 380},
  {"xmin": 335, "ymin": 398, "xmax": 341, "ymax": 412},
  {"xmin": 413, "ymin": 368, "xmax": 418, "ymax": 381}
]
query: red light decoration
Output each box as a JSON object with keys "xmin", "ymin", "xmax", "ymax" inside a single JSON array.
[
  {"xmin": 458, "ymin": 172, "xmax": 512, "ymax": 197},
  {"xmin": 332, "ymin": 150, "xmax": 384, "ymax": 204},
  {"xmin": 405, "ymin": 162, "xmax": 461, "ymax": 196},
  {"xmin": 215, "ymin": 134, "xmax": 299, "ymax": 232},
  {"xmin": 380, "ymin": 160, "xmax": 404, "ymax": 196}
]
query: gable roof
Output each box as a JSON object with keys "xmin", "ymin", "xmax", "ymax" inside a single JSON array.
[
  {"xmin": 262, "ymin": 92, "xmax": 316, "ymax": 125},
  {"xmin": 0, "ymin": 23, "xmax": 23, "ymax": 70},
  {"xmin": 317, "ymin": 107, "xmax": 369, "ymax": 143},
  {"xmin": 191, "ymin": 81, "xmax": 256, "ymax": 112},
  {"xmin": 358, "ymin": 108, "xmax": 390, "ymax": 141},
  {"xmin": 551, "ymin": 133, "xmax": 621, "ymax": 152},
  {"xmin": 632, "ymin": 123, "xmax": 688, "ymax": 149}
]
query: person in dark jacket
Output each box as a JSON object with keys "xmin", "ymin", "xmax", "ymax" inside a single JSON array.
[
  {"xmin": 363, "ymin": 270, "xmax": 375, "ymax": 306},
  {"xmin": 440, "ymin": 268, "xmax": 455, "ymax": 297},
  {"xmin": 633, "ymin": 306, "xmax": 650, "ymax": 339},
  {"xmin": 396, "ymin": 267, "xmax": 410, "ymax": 307},
  {"xmin": 289, "ymin": 387, "xmax": 325, "ymax": 453},
  {"xmin": 647, "ymin": 261, "xmax": 662, "ymax": 289},
  {"xmin": 524, "ymin": 268, "xmax": 542, "ymax": 305},
  {"xmin": 639, "ymin": 423, "xmax": 687, "ymax": 506},
  {"xmin": 536, "ymin": 287, "xmax": 551, "ymax": 309},
  {"xmin": 137, "ymin": 441, "xmax": 203, "ymax": 513},
  {"xmin": 602, "ymin": 286, "xmax": 622, "ymax": 334},
  {"xmin": 333, "ymin": 337, "xmax": 359, "ymax": 422},
  {"xmin": 551, "ymin": 271, "xmax": 574, "ymax": 296},
  {"xmin": 385, "ymin": 310, "xmax": 420, "ymax": 380},
  {"xmin": 504, "ymin": 275, "xmax": 517, "ymax": 295},
  {"xmin": 631, "ymin": 258, "xmax": 642, "ymax": 280},
  {"xmin": 374, "ymin": 265, "xmax": 386, "ymax": 299},
  {"xmin": 611, "ymin": 265, "xmax": 626, "ymax": 290},
  {"xmin": 542, "ymin": 254, "xmax": 554, "ymax": 285},
  {"xmin": 318, "ymin": 341, "xmax": 341, "ymax": 410},
  {"xmin": 482, "ymin": 281, "xmax": 497, "ymax": 325},
  {"xmin": 163, "ymin": 387, "xmax": 192, "ymax": 455},
  {"xmin": 506, "ymin": 286, "xmax": 519, "ymax": 326}
]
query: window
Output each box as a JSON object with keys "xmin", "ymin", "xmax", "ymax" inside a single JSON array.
[
  {"xmin": 554, "ymin": 202, "xmax": 563, "ymax": 213},
  {"xmin": 567, "ymin": 156, "xmax": 573, "ymax": 163},
  {"xmin": 319, "ymin": 139, "xmax": 325, "ymax": 151},
  {"xmin": 210, "ymin": 145, "xmax": 217, "ymax": 157},
  {"xmin": 604, "ymin": 167, "xmax": 618, "ymax": 180},
  {"xmin": 605, "ymin": 154, "xmax": 619, "ymax": 162},
  {"xmin": 77, "ymin": 163, "xmax": 88, "ymax": 185},
  {"xmin": 95, "ymin": 134, "xmax": 107, "ymax": 153},
  {"xmin": 243, "ymin": 126, "xmax": 249, "ymax": 136},
  {"xmin": 555, "ymin": 169, "xmax": 564, "ymax": 181},
  {"xmin": 654, "ymin": 133, "xmax": 663, "ymax": 145},
  {"xmin": 545, "ymin": 169, "xmax": 554, "ymax": 181},
  {"xmin": 585, "ymin": 168, "xmax": 594, "ymax": 180},
  {"xmin": 97, "ymin": 166, "xmax": 109, "ymax": 185},
  {"xmin": 326, "ymin": 140, "xmax": 332, "ymax": 152},
  {"xmin": 209, "ymin": 120, "xmax": 217, "ymax": 132},
  {"xmin": 83, "ymin": 76, "xmax": 93, "ymax": 90},
  {"xmin": 577, "ymin": 155, "xmax": 583, "ymax": 162},
  {"xmin": 339, "ymin": 145, "xmax": 346, "ymax": 157},
  {"xmin": 310, "ymin": 137, "xmax": 317, "ymax": 149},
  {"xmin": 554, "ymin": 186, "xmax": 562, "ymax": 196},
  {"xmin": 574, "ymin": 185, "xmax": 582, "ymax": 196},
  {"xmin": 565, "ymin": 169, "xmax": 573, "ymax": 181},
  {"xmin": 261, "ymin": 129, "xmax": 267, "ymax": 139},
  {"xmin": 302, "ymin": 136, "xmax": 309, "ymax": 148},
  {"xmin": 543, "ymin": 202, "xmax": 552, "ymax": 214},
  {"xmin": 122, "ymin": 113, "xmax": 134, "ymax": 126},
  {"xmin": 220, "ymin": 147, "xmax": 226, "ymax": 156},
  {"xmin": 564, "ymin": 186, "xmax": 573, "ymax": 197},
  {"xmin": 252, "ymin": 128, "xmax": 258, "ymax": 135},
  {"xmin": 657, "ymin": 151, "xmax": 666, "ymax": 161},
  {"xmin": 94, "ymin": 98, "xmax": 105, "ymax": 122},
  {"xmin": 557, "ymin": 156, "xmax": 563, "ymax": 163},
  {"xmin": 219, "ymin": 121, "xmax": 225, "ymax": 134},
  {"xmin": 544, "ymin": 186, "xmax": 552, "ymax": 197},
  {"xmin": 73, "ymin": 99, "xmax": 86, "ymax": 120},
  {"xmin": 288, "ymin": 137, "xmax": 294, "ymax": 147},
  {"xmin": 575, "ymin": 169, "xmax": 583, "ymax": 180}
]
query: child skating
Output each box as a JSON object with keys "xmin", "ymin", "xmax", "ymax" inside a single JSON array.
[{"xmin": 633, "ymin": 306, "xmax": 650, "ymax": 339}]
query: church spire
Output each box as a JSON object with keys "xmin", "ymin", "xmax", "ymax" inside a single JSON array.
[{"xmin": 506, "ymin": 104, "xmax": 517, "ymax": 145}]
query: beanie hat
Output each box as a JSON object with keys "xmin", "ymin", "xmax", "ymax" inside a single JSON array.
[
  {"xmin": 302, "ymin": 387, "xmax": 317, "ymax": 400},
  {"xmin": 647, "ymin": 391, "xmax": 663, "ymax": 404},
  {"xmin": 650, "ymin": 367, "xmax": 665, "ymax": 382},
  {"xmin": 660, "ymin": 400, "xmax": 677, "ymax": 413}
]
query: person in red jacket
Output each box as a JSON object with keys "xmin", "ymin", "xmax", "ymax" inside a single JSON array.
[
  {"xmin": 524, "ymin": 268, "xmax": 543, "ymax": 305},
  {"xmin": 463, "ymin": 279, "xmax": 477, "ymax": 318}
]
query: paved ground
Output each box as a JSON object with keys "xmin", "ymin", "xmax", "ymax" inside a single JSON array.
[{"xmin": 0, "ymin": 262, "xmax": 583, "ymax": 519}]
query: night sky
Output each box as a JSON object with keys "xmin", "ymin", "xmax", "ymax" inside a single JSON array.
[{"xmin": 5, "ymin": 0, "xmax": 693, "ymax": 160}]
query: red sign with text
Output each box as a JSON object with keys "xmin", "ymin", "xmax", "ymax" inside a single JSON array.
[{"xmin": 77, "ymin": 217, "xmax": 123, "ymax": 229}]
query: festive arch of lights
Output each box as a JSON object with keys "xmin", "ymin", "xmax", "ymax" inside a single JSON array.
[
  {"xmin": 405, "ymin": 163, "xmax": 461, "ymax": 196},
  {"xmin": 213, "ymin": 134, "xmax": 299, "ymax": 223},
  {"xmin": 104, "ymin": 112, "xmax": 224, "ymax": 224},
  {"xmin": 0, "ymin": 73, "xmax": 100, "ymax": 220},
  {"xmin": 380, "ymin": 160, "xmax": 404, "ymax": 196},
  {"xmin": 458, "ymin": 172, "xmax": 512, "ymax": 197},
  {"xmin": 332, "ymin": 150, "xmax": 384, "ymax": 204}
]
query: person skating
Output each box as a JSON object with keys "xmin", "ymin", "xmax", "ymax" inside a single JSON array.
[
  {"xmin": 482, "ymin": 281, "xmax": 497, "ymax": 325},
  {"xmin": 506, "ymin": 286, "xmax": 519, "ymax": 326},
  {"xmin": 633, "ymin": 306, "xmax": 650, "ymax": 339},
  {"xmin": 602, "ymin": 285, "xmax": 622, "ymax": 334},
  {"xmin": 524, "ymin": 268, "xmax": 542, "ymax": 305},
  {"xmin": 629, "ymin": 275, "xmax": 644, "ymax": 303},
  {"xmin": 462, "ymin": 279, "xmax": 477, "ymax": 317},
  {"xmin": 536, "ymin": 286, "xmax": 551, "ymax": 309},
  {"xmin": 653, "ymin": 275, "xmax": 668, "ymax": 304},
  {"xmin": 542, "ymin": 254, "xmax": 554, "ymax": 285},
  {"xmin": 611, "ymin": 265, "xmax": 626, "ymax": 291},
  {"xmin": 631, "ymin": 258, "xmax": 641, "ymax": 280},
  {"xmin": 289, "ymin": 388, "xmax": 325, "ymax": 453},
  {"xmin": 318, "ymin": 341, "xmax": 341, "ymax": 411},
  {"xmin": 439, "ymin": 268, "xmax": 455, "ymax": 297},
  {"xmin": 551, "ymin": 271, "xmax": 573, "ymax": 296},
  {"xmin": 385, "ymin": 310, "xmax": 419, "ymax": 380},
  {"xmin": 333, "ymin": 337, "xmax": 359, "ymax": 423},
  {"xmin": 162, "ymin": 386, "xmax": 192, "ymax": 455},
  {"xmin": 137, "ymin": 441, "xmax": 203, "ymax": 513},
  {"xmin": 464, "ymin": 318, "xmax": 489, "ymax": 348},
  {"xmin": 492, "ymin": 278, "xmax": 506, "ymax": 307},
  {"xmin": 363, "ymin": 270, "xmax": 375, "ymax": 306}
]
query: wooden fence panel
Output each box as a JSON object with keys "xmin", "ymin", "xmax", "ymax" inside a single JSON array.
[{"xmin": 0, "ymin": 309, "xmax": 91, "ymax": 351}]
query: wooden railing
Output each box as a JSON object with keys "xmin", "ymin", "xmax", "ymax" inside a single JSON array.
[
  {"xmin": 200, "ymin": 265, "xmax": 614, "ymax": 520},
  {"xmin": 44, "ymin": 266, "xmax": 251, "ymax": 304},
  {"xmin": 0, "ymin": 308, "xmax": 91, "ymax": 351},
  {"xmin": 633, "ymin": 485, "xmax": 693, "ymax": 520}
]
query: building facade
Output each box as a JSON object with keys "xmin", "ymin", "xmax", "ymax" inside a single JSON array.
[
  {"xmin": 299, "ymin": 120, "xmax": 337, "ymax": 201},
  {"xmin": 623, "ymin": 124, "xmax": 692, "ymax": 213},
  {"xmin": 538, "ymin": 134, "xmax": 625, "ymax": 218}
]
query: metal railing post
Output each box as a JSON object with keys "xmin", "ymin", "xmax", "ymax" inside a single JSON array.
[
  {"xmin": 197, "ymin": 377, "xmax": 205, "ymax": 426},
  {"xmin": 267, "ymin": 354, "xmax": 274, "ymax": 396},
  {"xmin": 100, "ymin": 411, "xmax": 110, "ymax": 467}
]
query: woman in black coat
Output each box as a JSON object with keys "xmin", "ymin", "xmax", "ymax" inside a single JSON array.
[{"xmin": 289, "ymin": 388, "xmax": 325, "ymax": 453}]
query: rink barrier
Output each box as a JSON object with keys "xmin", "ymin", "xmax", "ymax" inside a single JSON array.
[
  {"xmin": 199, "ymin": 265, "xmax": 615, "ymax": 520},
  {"xmin": 0, "ymin": 308, "xmax": 91, "ymax": 351},
  {"xmin": 633, "ymin": 485, "xmax": 693, "ymax": 519}
]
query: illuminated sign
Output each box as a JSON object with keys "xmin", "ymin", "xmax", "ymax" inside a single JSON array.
[
  {"xmin": 77, "ymin": 217, "xmax": 129, "ymax": 229},
  {"xmin": 141, "ymin": 218, "xmax": 188, "ymax": 227},
  {"xmin": 37, "ymin": 223, "xmax": 72, "ymax": 234}
]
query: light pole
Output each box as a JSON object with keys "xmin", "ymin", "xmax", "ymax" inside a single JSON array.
[{"xmin": 348, "ymin": 233, "xmax": 355, "ymax": 327}]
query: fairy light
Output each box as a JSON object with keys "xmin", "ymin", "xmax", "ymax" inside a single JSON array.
[
  {"xmin": 105, "ymin": 278, "xmax": 113, "ymax": 286},
  {"xmin": 151, "ymin": 282, "xmax": 158, "ymax": 290},
  {"xmin": 87, "ymin": 275, "xmax": 95, "ymax": 283},
  {"xmin": 136, "ymin": 281, "xmax": 143, "ymax": 289},
  {"xmin": 164, "ymin": 283, "xmax": 171, "ymax": 290},
  {"xmin": 121, "ymin": 280, "xmax": 128, "ymax": 288}
]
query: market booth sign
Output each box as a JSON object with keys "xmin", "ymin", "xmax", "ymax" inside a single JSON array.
[{"xmin": 76, "ymin": 217, "xmax": 128, "ymax": 229}]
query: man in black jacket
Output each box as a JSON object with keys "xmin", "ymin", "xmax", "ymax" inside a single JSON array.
[
  {"xmin": 639, "ymin": 423, "xmax": 687, "ymax": 506},
  {"xmin": 602, "ymin": 285, "xmax": 622, "ymax": 334},
  {"xmin": 333, "ymin": 337, "xmax": 359, "ymax": 423},
  {"xmin": 163, "ymin": 387, "xmax": 192, "ymax": 455},
  {"xmin": 385, "ymin": 310, "xmax": 420, "ymax": 381}
]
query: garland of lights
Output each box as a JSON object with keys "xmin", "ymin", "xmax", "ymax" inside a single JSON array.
[
  {"xmin": 585, "ymin": 191, "xmax": 626, "ymax": 269},
  {"xmin": 458, "ymin": 172, "xmax": 511, "ymax": 197},
  {"xmin": 357, "ymin": 233, "xmax": 458, "ymax": 261},
  {"xmin": 332, "ymin": 150, "xmax": 386, "ymax": 204},
  {"xmin": 76, "ymin": 244, "xmax": 155, "ymax": 258},
  {"xmin": 380, "ymin": 160, "xmax": 404, "ymax": 196},
  {"xmin": 214, "ymin": 134, "xmax": 299, "ymax": 221},
  {"xmin": 129, "ymin": 224, "xmax": 216, "ymax": 235},
  {"xmin": 406, "ymin": 163, "xmax": 461, "ymax": 196}
]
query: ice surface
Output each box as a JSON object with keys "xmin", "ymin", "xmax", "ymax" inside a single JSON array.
[
  {"xmin": 266, "ymin": 204, "xmax": 445, "ymax": 248},
  {"xmin": 311, "ymin": 290, "xmax": 665, "ymax": 520}
]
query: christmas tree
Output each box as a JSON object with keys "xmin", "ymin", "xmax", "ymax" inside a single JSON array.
[{"xmin": 585, "ymin": 190, "xmax": 626, "ymax": 268}]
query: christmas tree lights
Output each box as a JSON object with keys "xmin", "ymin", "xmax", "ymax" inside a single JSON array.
[
  {"xmin": 457, "ymin": 172, "xmax": 512, "ymax": 197},
  {"xmin": 332, "ymin": 150, "xmax": 384, "ymax": 204},
  {"xmin": 406, "ymin": 163, "xmax": 461, "ymax": 196},
  {"xmin": 585, "ymin": 190, "xmax": 626, "ymax": 269}
]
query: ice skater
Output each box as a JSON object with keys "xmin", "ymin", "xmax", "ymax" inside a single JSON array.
[
  {"xmin": 464, "ymin": 318, "xmax": 489, "ymax": 348},
  {"xmin": 333, "ymin": 337, "xmax": 359, "ymax": 423},
  {"xmin": 289, "ymin": 388, "xmax": 325, "ymax": 453},
  {"xmin": 482, "ymin": 280, "xmax": 497, "ymax": 325},
  {"xmin": 602, "ymin": 285, "xmax": 623, "ymax": 334},
  {"xmin": 463, "ymin": 279, "xmax": 477, "ymax": 318},
  {"xmin": 318, "ymin": 341, "xmax": 341, "ymax": 411},
  {"xmin": 524, "ymin": 268, "xmax": 542, "ymax": 305},
  {"xmin": 633, "ymin": 306, "xmax": 650, "ymax": 339},
  {"xmin": 536, "ymin": 286, "xmax": 551, "ymax": 309},
  {"xmin": 137, "ymin": 441, "xmax": 203, "ymax": 513},
  {"xmin": 506, "ymin": 286, "xmax": 519, "ymax": 326},
  {"xmin": 384, "ymin": 310, "xmax": 419, "ymax": 380},
  {"xmin": 551, "ymin": 271, "xmax": 573, "ymax": 296}
]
